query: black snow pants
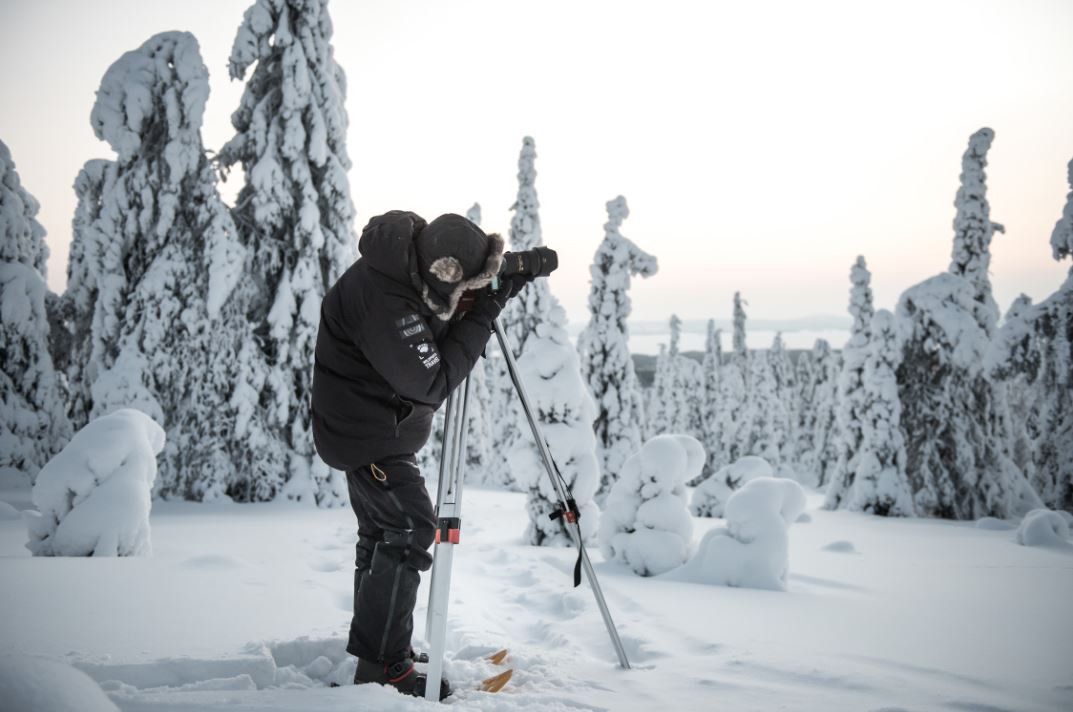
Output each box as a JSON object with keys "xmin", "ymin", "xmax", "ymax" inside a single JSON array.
[{"xmin": 345, "ymin": 455, "xmax": 437, "ymax": 664}]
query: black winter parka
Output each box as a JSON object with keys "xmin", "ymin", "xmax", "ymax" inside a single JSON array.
[{"xmin": 311, "ymin": 212, "xmax": 501, "ymax": 471}]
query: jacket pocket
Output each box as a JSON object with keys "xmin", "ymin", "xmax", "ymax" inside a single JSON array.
[{"xmin": 392, "ymin": 395, "xmax": 416, "ymax": 437}]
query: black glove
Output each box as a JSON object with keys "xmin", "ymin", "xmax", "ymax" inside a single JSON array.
[{"xmin": 469, "ymin": 275, "xmax": 531, "ymax": 323}]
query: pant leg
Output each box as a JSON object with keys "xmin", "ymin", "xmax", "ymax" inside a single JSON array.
[
  {"xmin": 346, "ymin": 473, "xmax": 382, "ymax": 608},
  {"xmin": 345, "ymin": 455, "xmax": 436, "ymax": 663}
]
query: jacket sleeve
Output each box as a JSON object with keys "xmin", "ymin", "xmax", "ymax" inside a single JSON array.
[{"xmin": 357, "ymin": 293, "xmax": 496, "ymax": 407}]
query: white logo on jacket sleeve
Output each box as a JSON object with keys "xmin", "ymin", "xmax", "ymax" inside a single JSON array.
[{"xmin": 413, "ymin": 341, "xmax": 440, "ymax": 369}]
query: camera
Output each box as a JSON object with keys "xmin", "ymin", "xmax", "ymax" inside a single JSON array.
[{"xmin": 498, "ymin": 246, "xmax": 558, "ymax": 281}]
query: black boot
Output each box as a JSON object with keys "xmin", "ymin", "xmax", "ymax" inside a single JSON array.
[{"xmin": 354, "ymin": 657, "xmax": 451, "ymax": 700}]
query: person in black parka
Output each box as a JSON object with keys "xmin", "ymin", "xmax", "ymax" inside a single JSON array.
[{"xmin": 312, "ymin": 210, "xmax": 527, "ymax": 700}]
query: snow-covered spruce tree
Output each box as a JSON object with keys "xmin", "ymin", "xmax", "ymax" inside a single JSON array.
[
  {"xmin": 792, "ymin": 342, "xmax": 818, "ymax": 482},
  {"xmin": 741, "ymin": 341, "xmax": 789, "ymax": 467},
  {"xmin": 897, "ymin": 273, "xmax": 1037, "ymax": 519},
  {"xmin": 849, "ymin": 310, "xmax": 914, "ymax": 516},
  {"xmin": 487, "ymin": 137, "xmax": 559, "ymax": 488},
  {"xmin": 466, "ymin": 202, "xmax": 481, "ymax": 226},
  {"xmin": 715, "ymin": 292, "xmax": 749, "ymax": 465},
  {"xmin": 0, "ymin": 139, "xmax": 71, "ymax": 481},
  {"xmin": 949, "ymin": 128, "xmax": 1005, "ymax": 335},
  {"xmin": 577, "ymin": 196, "xmax": 658, "ymax": 497},
  {"xmin": 801, "ymin": 339, "xmax": 840, "ymax": 486},
  {"xmin": 987, "ymin": 160, "xmax": 1073, "ymax": 512},
  {"xmin": 61, "ymin": 33, "xmax": 250, "ymax": 500},
  {"xmin": 648, "ymin": 315, "xmax": 696, "ymax": 437},
  {"xmin": 510, "ymin": 303, "xmax": 600, "ymax": 546},
  {"xmin": 824, "ymin": 256, "xmax": 874, "ymax": 510},
  {"xmin": 219, "ymin": 0, "xmax": 357, "ymax": 504},
  {"xmin": 769, "ymin": 332, "xmax": 797, "ymax": 473},
  {"xmin": 696, "ymin": 319, "xmax": 723, "ymax": 482}
]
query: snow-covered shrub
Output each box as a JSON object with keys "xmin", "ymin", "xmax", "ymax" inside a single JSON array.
[
  {"xmin": 691, "ymin": 455, "xmax": 773, "ymax": 518},
  {"xmin": 25, "ymin": 409, "xmax": 165, "ymax": 557},
  {"xmin": 1015, "ymin": 509, "xmax": 1071, "ymax": 547},
  {"xmin": 599, "ymin": 434, "xmax": 703, "ymax": 576},
  {"xmin": 511, "ymin": 304, "xmax": 600, "ymax": 546},
  {"xmin": 219, "ymin": 0, "xmax": 357, "ymax": 505},
  {"xmin": 577, "ymin": 195, "xmax": 658, "ymax": 497},
  {"xmin": 674, "ymin": 477, "xmax": 806, "ymax": 591}
]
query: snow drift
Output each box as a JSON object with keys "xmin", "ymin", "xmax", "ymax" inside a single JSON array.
[
  {"xmin": 672, "ymin": 477, "xmax": 806, "ymax": 591},
  {"xmin": 24, "ymin": 409, "xmax": 165, "ymax": 557},
  {"xmin": 690, "ymin": 455, "xmax": 773, "ymax": 518},
  {"xmin": 0, "ymin": 654, "xmax": 119, "ymax": 712},
  {"xmin": 599, "ymin": 434, "xmax": 702, "ymax": 576}
]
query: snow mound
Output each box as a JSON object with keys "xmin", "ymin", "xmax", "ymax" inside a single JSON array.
[
  {"xmin": 599, "ymin": 434, "xmax": 700, "ymax": 576},
  {"xmin": 0, "ymin": 654, "xmax": 119, "ymax": 712},
  {"xmin": 975, "ymin": 516, "xmax": 1013, "ymax": 531},
  {"xmin": 671, "ymin": 477, "xmax": 806, "ymax": 591},
  {"xmin": 796, "ymin": 512, "xmax": 812, "ymax": 523},
  {"xmin": 25, "ymin": 409, "xmax": 165, "ymax": 557},
  {"xmin": 1015, "ymin": 509, "xmax": 1071, "ymax": 547},
  {"xmin": 822, "ymin": 540, "xmax": 857, "ymax": 553},
  {"xmin": 690, "ymin": 455, "xmax": 773, "ymax": 518}
]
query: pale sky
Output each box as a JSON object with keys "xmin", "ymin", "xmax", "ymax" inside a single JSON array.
[{"xmin": 1, "ymin": 0, "xmax": 1071, "ymax": 329}]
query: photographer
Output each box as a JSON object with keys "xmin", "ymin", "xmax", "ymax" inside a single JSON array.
[{"xmin": 311, "ymin": 211, "xmax": 530, "ymax": 700}]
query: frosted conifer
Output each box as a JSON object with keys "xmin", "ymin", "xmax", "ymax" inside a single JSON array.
[
  {"xmin": 0, "ymin": 139, "xmax": 71, "ymax": 480},
  {"xmin": 849, "ymin": 310, "xmax": 914, "ymax": 516},
  {"xmin": 696, "ymin": 319, "xmax": 723, "ymax": 481},
  {"xmin": 801, "ymin": 340, "xmax": 840, "ymax": 486},
  {"xmin": 897, "ymin": 273, "xmax": 1036, "ymax": 519},
  {"xmin": 824, "ymin": 256, "xmax": 874, "ymax": 510},
  {"xmin": 769, "ymin": 332, "xmax": 797, "ymax": 471},
  {"xmin": 716, "ymin": 292, "xmax": 750, "ymax": 465},
  {"xmin": 466, "ymin": 202, "xmax": 481, "ymax": 226},
  {"xmin": 62, "ymin": 33, "xmax": 250, "ymax": 500},
  {"xmin": 1052, "ymin": 159, "xmax": 1073, "ymax": 262},
  {"xmin": 577, "ymin": 196, "xmax": 658, "ymax": 495},
  {"xmin": 219, "ymin": 0, "xmax": 357, "ymax": 504},
  {"xmin": 741, "ymin": 339, "xmax": 789, "ymax": 466},
  {"xmin": 949, "ymin": 128, "xmax": 1005, "ymax": 335},
  {"xmin": 510, "ymin": 304, "xmax": 600, "ymax": 546}
]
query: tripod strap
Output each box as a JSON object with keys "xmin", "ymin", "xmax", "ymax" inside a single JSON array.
[{"xmin": 549, "ymin": 499, "xmax": 583, "ymax": 588}]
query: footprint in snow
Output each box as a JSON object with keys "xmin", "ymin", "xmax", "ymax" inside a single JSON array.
[{"xmin": 822, "ymin": 540, "xmax": 858, "ymax": 554}]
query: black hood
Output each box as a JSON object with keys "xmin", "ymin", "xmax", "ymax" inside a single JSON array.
[
  {"xmin": 357, "ymin": 210, "xmax": 505, "ymax": 321},
  {"xmin": 357, "ymin": 210, "xmax": 427, "ymax": 292}
]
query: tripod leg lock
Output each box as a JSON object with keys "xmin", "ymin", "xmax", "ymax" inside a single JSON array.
[
  {"xmin": 548, "ymin": 498, "xmax": 580, "ymax": 525},
  {"xmin": 434, "ymin": 517, "xmax": 462, "ymax": 545}
]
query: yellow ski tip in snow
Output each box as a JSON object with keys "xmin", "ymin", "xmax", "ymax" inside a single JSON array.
[
  {"xmin": 486, "ymin": 649, "xmax": 508, "ymax": 665},
  {"xmin": 479, "ymin": 668, "xmax": 513, "ymax": 693}
]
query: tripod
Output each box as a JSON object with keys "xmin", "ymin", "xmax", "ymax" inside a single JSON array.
[{"xmin": 422, "ymin": 317, "xmax": 631, "ymax": 700}]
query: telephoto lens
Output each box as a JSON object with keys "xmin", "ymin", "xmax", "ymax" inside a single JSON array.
[{"xmin": 499, "ymin": 246, "xmax": 558, "ymax": 279}]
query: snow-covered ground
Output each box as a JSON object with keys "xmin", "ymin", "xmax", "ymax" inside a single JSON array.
[{"xmin": 1, "ymin": 482, "xmax": 1071, "ymax": 712}]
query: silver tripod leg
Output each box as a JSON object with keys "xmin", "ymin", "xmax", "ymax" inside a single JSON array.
[
  {"xmin": 493, "ymin": 318, "xmax": 632, "ymax": 670},
  {"xmin": 424, "ymin": 376, "xmax": 472, "ymax": 701}
]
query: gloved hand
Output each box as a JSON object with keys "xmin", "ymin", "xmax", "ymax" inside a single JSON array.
[{"xmin": 469, "ymin": 275, "xmax": 532, "ymax": 323}]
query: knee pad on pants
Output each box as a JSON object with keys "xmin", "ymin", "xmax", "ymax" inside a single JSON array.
[{"xmin": 372, "ymin": 530, "xmax": 434, "ymax": 573}]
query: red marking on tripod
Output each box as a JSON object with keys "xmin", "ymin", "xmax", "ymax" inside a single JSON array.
[
  {"xmin": 564, "ymin": 512, "xmax": 577, "ymax": 524},
  {"xmin": 435, "ymin": 529, "xmax": 461, "ymax": 544}
]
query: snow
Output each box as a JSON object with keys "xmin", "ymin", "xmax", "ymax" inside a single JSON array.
[
  {"xmin": 1, "ymin": 481, "xmax": 1072, "ymax": 711},
  {"xmin": 691, "ymin": 455, "xmax": 773, "ymax": 518},
  {"xmin": 1015, "ymin": 509, "xmax": 1072, "ymax": 548},
  {"xmin": 672, "ymin": 477, "xmax": 806, "ymax": 591},
  {"xmin": 25, "ymin": 409, "xmax": 165, "ymax": 557},
  {"xmin": 599, "ymin": 435, "xmax": 701, "ymax": 576},
  {"xmin": 0, "ymin": 654, "xmax": 119, "ymax": 712}
]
